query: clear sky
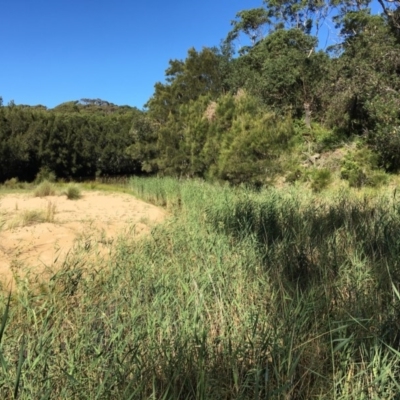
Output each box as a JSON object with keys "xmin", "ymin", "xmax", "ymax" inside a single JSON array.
[{"xmin": 1, "ymin": 0, "xmax": 264, "ymax": 109}]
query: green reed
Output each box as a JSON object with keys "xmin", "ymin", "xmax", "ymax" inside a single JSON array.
[{"xmin": 0, "ymin": 178, "xmax": 399, "ymax": 398}]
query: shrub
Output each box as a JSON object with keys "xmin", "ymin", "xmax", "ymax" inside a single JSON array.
[
  {"xmin": 216, "ymin": 112, "xmax": 295, "ymax": 185},
  {"xmin": 313, "ymin": 126, "xmax": 343, "ymax": 152},
  {"xmin": 35, "ymin": 167, "xmax": 56, "ymax": 184},
  {"xmin": 34, "ymin": 180, "xmax": 56, "ymax": 197},
  {"xmin": 372, "ymin": 125, "xmax": 400, "ymax": 172},
  {"xmin": 310, "ymin": 168, "xmax": 332, "ymax": 192},
  {"xmin": 340, "ymin": 147, "xmax": 387, "ymax": 188},
  {"xmin": 65, "ymin": 184, "xmax": 82, "ymax": 200},
  {"xmin": 340, "ymin": 159, "xmax": 367, "ymax": 188},
  {"xmin": 366, "ymin": 169, "xmax": 389, "ymax": 188},
  {"xmin": 293, "ymin": 120, "xmax": 343, "ymax": 152},
  {"xmin": 3, "ymin": 177, "xmax": 23, "ymax": 189}
]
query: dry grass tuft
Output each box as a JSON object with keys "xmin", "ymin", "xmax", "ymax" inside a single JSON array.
[
  {"xmin": 64, "ymin": 184, "xmax": 82, "ymax": 200},
  {"xmin": 33, "ymin": 180, "xmax": 56, "ymax": 197},
  {"xmin": 7, "ymin": 201, "xmax": 56, "ymax": 229}
]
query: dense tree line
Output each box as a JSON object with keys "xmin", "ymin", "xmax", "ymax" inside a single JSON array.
[
  {"xmin": 135, "ymin": 1, "xmax": 400, "ymax": 183},
  {"xmin": 1, "ymin": 0, "xmax": 400, "ymax": 184},
  {"xmin": 0, "ymin": 101, "xmax": 146, "ymax": 182}
]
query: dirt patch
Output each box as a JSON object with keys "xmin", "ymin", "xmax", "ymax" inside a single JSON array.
[{"xmin": 0, "ymin": 191, "xmax": 166, "ymax": 288}]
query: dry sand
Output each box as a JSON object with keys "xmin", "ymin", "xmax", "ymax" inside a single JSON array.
[{"xmin": 0, "ymin": 190, "xmax": 166, "ymax": 287}]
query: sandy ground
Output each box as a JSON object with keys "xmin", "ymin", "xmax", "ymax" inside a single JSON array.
[{"xmin": 0, "ymin": 191, "xmax": 166, "ymax": 288}]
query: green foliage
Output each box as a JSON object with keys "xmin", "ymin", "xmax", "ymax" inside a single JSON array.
[
  {"xmin": 130, "ymin": 178, "xmax": 400, "ymax": 396},
  {"xmin": 2, "ymin": 178, "xmax": 25, "ymax": 190},
  {"xmin": 311, "ymin": 124, "xmax": 343, "ymax": 151},
  {"xmin": 226, "ymin": 8, "xmax": 270, "ymax": 47},
  {"xmin": 34, "ymin": 167, "xmax": 56, "ymax": 184},
  {"xmin": 2, "ymin": 179, "xmax": 400, "ymax": 397},
  {"xmin": 126, "ymin": 112, "xmax": 159, "ymax": 173},
  {"xmin": 340, "ymin": 158, "xmax": 367, "ymax": 188},
  {"xmin": 2, "ymin": 2, "xmax": 400, "ymax": 187},
  {"xmin": 3, "ymin": 35, "xmax": 399, "ymax": 398},
  {"xmin": 227, "ymin": 29, "xmax": 329, "ymax": 124},
  {"xmin": 285, "ymin": 167, "xmax": 304, "ymax": 184},
  {"xmin": 340, "ymin": 146, "xmax": 388, "ymax": 187},
  {"xmin": 0, "ymin": 106, "xmax": 39, "ymax": 182},
  {"xmin": 262, "ymin": 0, "xmax": 327, "ymax": 32},
  {"xmin": 367, "ymin": 169, "xmax": 389, "ymax": 188},
  {"xmin": 372, "ymin": 125, "xmax": 400, "ymax": 172},
  {"xmin": 0, "ymin": 102, "xmax": 142, "ymax": 182},
  {"xmin": 151, "ymin": 91, "xmax": 296, "ymax": 185},
  {"xmin": 261, "ymin": 0, "xmax": 399, "ymax": 36},
  {"xmin": 146, "ymin": 47, "xmax": 227, "ymax": 124},
  {"xmin": 310, "ymin": 168, "xmax": 332, "ymax": 192},
  {"xmin": 52, "ymin": 99, "xmax": 136, "ymax": 116},
  {"xmin": 64, "ymin": 184, "xmax": 82, "ymax": 200},
  {"xmin": 293, "ymin": 120, "xmax": 343, "ymax": 153},
  {"xmin": 325, "ymin": 13, "xmax": 400, "ymax": 134},
  {"xmin": 33, "ymin": 180, "xmax": 56, "ymax": 197},
  {"xmin": 216, "ymin": 110, "xmax": 295, "ymax": 185}
]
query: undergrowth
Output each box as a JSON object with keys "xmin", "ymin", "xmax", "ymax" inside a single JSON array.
[
  {"xmin": 6, "ymin": 201, "xmax": 56, "ymax": 229},
  {"xmin": 64, "ymin": 184, "xmax": 82, "ymax": 200},
  {"xmin": 33, "ymin": 180, "xmax": 56, "ymax": 197},
  {"xmin": 0, "ymin": 178, "xmax": 400, "ymax": 398}
]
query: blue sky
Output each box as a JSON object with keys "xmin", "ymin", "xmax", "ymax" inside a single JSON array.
[
  {"xmin": 1, "ymin": 1, "xmax": 385, "ymax": 109},
  {"xmin": 0, "ymin": 0, "xmax": 264, "ymax": 109}
]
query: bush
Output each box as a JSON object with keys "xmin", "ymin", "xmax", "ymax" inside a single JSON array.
[
  {"xmin": 34, "ymin": 167, "xmax": 56, "ymax": 184},
  {"xmin": 216, "ymin": 111, "xmax": 295, "ymax": 185},
  {"xmin": 340, "ymin": 147, "xmax": 387, "ymax": 188},
  {"xmin": 366, "ymin": 169, "xmax": 389, "ymax": 188},
  {"xmin": 313, "ymin": 126, "xmax": 343, "ymax": 152},
  {"xmin": 372, "ymin": 125, "xmax": 400, "ymax": 172},
  {"xmin": 34, "ymin": 180, "xmax": 56, "ymax": 197},
  {"xmin": 3, "ymin": 177, "xmax": 24, "ymax": 189},
  {"xmin": 65, "ymin": 184, "xmax": 82, "ymax": 200},
  {"xmin": 293, "ymin": 120, "xmax": 342, "ymax": 152},
  {"xmin": 286, "ymin": 168, "xmax": 303, "ymax": 184},
  {"xmin": 310, "ymin": 168, "xmax": 332, "ymax": 192},
  {"xmin": 340, "ymin": 159, "xmax": 367, "ymax": 188}
]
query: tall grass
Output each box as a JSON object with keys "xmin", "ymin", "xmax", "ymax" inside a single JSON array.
[
  {"xmin": 6, "ymin": 201, "xmax": 56, "ymax": 229},
  {"xmin": 33, "ymin": 180, "xmax": 56, "ymax": 197},
  {"xmin": 0, "ymin": 178, "xmax": 399, "ymax": 398}
]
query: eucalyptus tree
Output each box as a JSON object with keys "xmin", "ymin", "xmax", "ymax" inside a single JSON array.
[
  {"xmin": 227, "ymin": 8, "xmax": 271, "ymax": 54},
  {"xmin": 226, "ymin": 28, "xmax": 329, "ymax": 126},
  {"xmin": 146, "ymin": 47, "xmax": 228, "ymax": 124},
  {"xmin": 323, "ymin": 11, "xmax": 400, "ymax": 134},
  {"xmin": 261, "ymin": 0, "xmax": 399, "ymax": 37}
]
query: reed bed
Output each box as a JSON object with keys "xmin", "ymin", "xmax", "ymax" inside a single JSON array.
[{"xmin": 0, "ymin": 178, "xmax": 399, "ymax": 398}]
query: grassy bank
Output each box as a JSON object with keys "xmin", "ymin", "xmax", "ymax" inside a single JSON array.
[{"xmin": 1, "ymin": 178, "xmax": 400, "ymax": 398}]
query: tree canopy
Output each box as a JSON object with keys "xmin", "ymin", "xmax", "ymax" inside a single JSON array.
[{"xmin": 1, "ymin": 0, "xmax": 399, "ymax": 184}]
